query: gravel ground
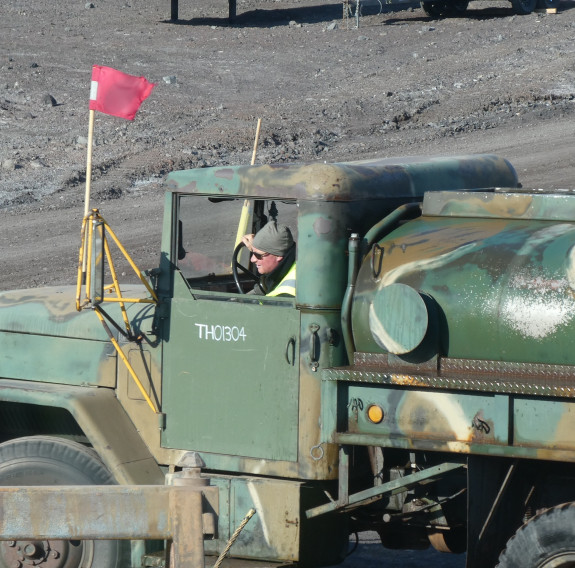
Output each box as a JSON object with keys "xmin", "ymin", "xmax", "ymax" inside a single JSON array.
[
  {"xmin": 2, "ymin": 0, "xmax": 575, "ymax": 290},
  {"xmin": 2, "ymin": 1, "xmax": 574, "ymax": 564}
]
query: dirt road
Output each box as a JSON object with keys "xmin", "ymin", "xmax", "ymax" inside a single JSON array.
[
  {"xmin": 1, "ymin": 0, "xmax": 575, "ymax": 291},
  {"xmin": 2, "ymin": 1, "xmax": 575, "ymax": 564}
]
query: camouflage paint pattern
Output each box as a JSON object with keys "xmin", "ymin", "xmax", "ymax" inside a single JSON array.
[
  {"xmin": 165, "ymin": 154, "xmax": 518, "ymax": 202},
  {"xmin": 203, "ymin": 474, "xmax": 347, "ymax": 564},
  {"xmin": 0, "ymin": 154, "xmax": 522, "ymax": 564},
  {"xmin": 0, "ymin": 287, "xmax": 116, "ymax": 386},
  {"xmin": 157, "ymin": 155, "xmax": 517, "ymax": 481},
  {"xmin": 352, "ymin": 189, "xmax": 575, "ymax": 363},
  {"xmin": 322, "ymin": 188, "xmax": 575, "ymax": 463}
]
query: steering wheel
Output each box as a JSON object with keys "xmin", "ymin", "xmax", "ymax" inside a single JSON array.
[{"xmin": 232, "ymin": 242, "xmax": 261, "ymax": 294}]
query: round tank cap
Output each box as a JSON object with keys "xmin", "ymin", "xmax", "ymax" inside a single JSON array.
[{"xmin": 369, "ymin": 283, "xmax": 428, "ymax": 355}]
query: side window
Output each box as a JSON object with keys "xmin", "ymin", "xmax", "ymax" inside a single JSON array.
[
  {"xmin": 177, "ymin": 196, "xmax": 241, "ymax": 280},
  {"xmin": 176, "ymin": 195, "xmax": 299, "ymax": 293}
]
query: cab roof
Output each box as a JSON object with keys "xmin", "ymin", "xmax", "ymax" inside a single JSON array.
[{"xmin": 164, "ymin": 154, "xmax": 518, "ymax": 202}]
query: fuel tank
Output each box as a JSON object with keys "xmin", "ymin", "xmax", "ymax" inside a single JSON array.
[{"xmin": 351, "ymin": 189, "xmax": 575, "ymax": 365}]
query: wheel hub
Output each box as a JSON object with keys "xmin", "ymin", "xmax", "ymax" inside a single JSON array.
[{"xmin": 0, "ymin": 540, "xmax": 84, "ymax": 568}]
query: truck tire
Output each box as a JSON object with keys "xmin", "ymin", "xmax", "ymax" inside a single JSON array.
[
  {"xmin": 535, "ymin": 0, "xmax": 559, "ymax": 8},
  {"xmin": 497, "ymin": 502, "xmax": 575, "ymax": 568},
  {"xmin": 451, "ymin": 1, "xmax": 469, "ymax": 14},
  {"xmin": 0, "ymin": 436, "xmax": 128, "ymax": 568},
  {"xmin": 420, "ymin": 0, "xmax": 468, "ymax": 17},
  {"xmin": 511, "ymin": 0, "xmax": 537, "ymax": 14}
]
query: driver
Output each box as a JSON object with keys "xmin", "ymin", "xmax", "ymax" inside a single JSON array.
[{"xmin": 241, "ymin": 221, "xmax": 296, "ymax": 297}]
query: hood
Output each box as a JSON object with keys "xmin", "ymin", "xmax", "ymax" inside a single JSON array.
[
  {"xmin": 0, "ymin": 285, "xmax": 156, "ymax": 387},
  {"xmin": 0, "ymin": 285, "xmax": 152, "ymax": 341}
]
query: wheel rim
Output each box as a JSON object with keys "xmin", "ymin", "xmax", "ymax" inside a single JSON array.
[
  {"xmin": 0, "ymin": 539, "xmax": 93, "ymax": 568},
  {"xmin": 538, "ymin": 552, "xmax": 575, "ymax": 568}
]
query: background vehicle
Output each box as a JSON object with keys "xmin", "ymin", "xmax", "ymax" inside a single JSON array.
[
  {"xmin": 419, "ymin": 0, "xmax": 558, "ymax": 17},
  {"xmin": 168, "ymin": 0, "xmax": 559, "ymax": 26},
  {"xmin": 2, "ymin": 153, "xmax": 573, "ymax": 568}
]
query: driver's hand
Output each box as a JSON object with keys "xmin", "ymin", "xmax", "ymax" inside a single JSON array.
[{"xmin": 242, "ymin": 233, "xmax": 255, "ymax": 252}]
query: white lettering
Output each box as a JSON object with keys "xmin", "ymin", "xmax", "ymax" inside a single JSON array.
[{"xmin": 195, "ymin": 323, "xmax": 247, "ymax": 342}]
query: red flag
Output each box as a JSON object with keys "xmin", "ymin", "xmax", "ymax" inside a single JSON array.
[{"xmin": 89, "ymin": 65, "xmax": 155, "ymax": 120}]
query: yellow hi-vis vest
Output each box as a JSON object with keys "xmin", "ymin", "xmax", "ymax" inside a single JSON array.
[{"xmin": 267, "ymin": 263, "xmax": 296, "ymax": 297}]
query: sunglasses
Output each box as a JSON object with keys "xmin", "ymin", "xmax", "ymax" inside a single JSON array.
[{"xmin": 251, "ymin": 251, "xmax": 270, "ymax": 260}]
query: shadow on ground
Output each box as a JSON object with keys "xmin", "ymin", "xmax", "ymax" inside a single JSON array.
[
  {"xmin": 164, "ymin": 0, "xmax": 575, "ymax": 27},
  {"xmin": 162, "ymin": 0, "xmax": 417, "ymax": 27}
]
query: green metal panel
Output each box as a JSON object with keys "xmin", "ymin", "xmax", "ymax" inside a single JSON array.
[
  {"xmin": 344, "ymin": 383, "xmax": 509, "ymax": 446},
  {"xmin": 229, "ymin": 477, "xmax": 300, "ymax": 561},
  {"xmin": 0, "ymin": 285, "xmax": 156, "ymax": 388},
  {"xmin": 321, "ymin": 367, "xmax": 575, "ymax": 462},
  {"xmin": 0, "ymin": 286, "xmax": 109, "ymax": 340},
  {"xmin": 424, "ymin": 189, "xmax": 575, "ymax": 222},
  {"xmin": 514, "ymin": 398, "xmax": 575, "ymax": 451},
  {"xmin": 296, "ymin": 202, "xmax": 350, "ymax": 310},
  {"xmin": 0, "ymin": 379, "xmax": 164, "ymax": 485},
  {"xmin": 204, "ymin": 475, "xmax": 347, "ymax": 565},
  {"xmin": 0, "ymin": 330, "xmax": 116, "ymax": 386},
  {"xmin": 162, "ymin": 273, "xmax": 300, "ymax": 461},
  {"xmin": 319, "ymin": 372, "xmax": 339, "ymax": 446}
]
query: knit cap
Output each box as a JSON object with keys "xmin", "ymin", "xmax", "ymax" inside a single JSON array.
[{"xmin": 252, "ymin": 221, "xmax": 294, "ymax": 256}]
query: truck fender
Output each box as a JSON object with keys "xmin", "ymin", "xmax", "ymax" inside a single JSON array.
[{"xmin": 0, "ymin": 378, "xmax": 164, "ymax": 485}]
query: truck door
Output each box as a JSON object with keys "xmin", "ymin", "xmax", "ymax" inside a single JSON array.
[{"xmin": 161, "ymin": 196, "xmax": 300, "ymax": 462}]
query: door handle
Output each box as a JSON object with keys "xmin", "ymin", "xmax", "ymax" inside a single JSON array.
[
  {"xmin": 309, "ymin": 323, "xmax": 320, "ymax": 372},
  {"xmin": 285, "ymin": 337, "xmax": 296, "ymax": 366}
]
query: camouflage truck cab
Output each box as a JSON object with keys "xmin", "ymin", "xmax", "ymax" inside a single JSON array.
[{"xmin": 8, "ymin": 153, "xmax": 569, "ymax": 568}]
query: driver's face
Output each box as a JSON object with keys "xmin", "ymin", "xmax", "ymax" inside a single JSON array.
[{"xmin": 251, "ymin": 247, "xmax": 283, "ymax": 275}]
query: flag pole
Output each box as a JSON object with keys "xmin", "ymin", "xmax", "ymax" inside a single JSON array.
[
  {"xmin": 234, "ymin": 118, "xmax": 262, "ymax": 250},
  {"xmin": 250, "ymin": 118, "xmax": 262, "ymax": 166},
  {"xmin": 82, "ymin": 66, "xmax": 155, "ymax": 276},
  {"xmin": 84, "ymin": 109, "xmax": 96, "ymax": 219},
  {"xmin": 81, "ymin": 108, "xmax": 96, "ymax": 278}
]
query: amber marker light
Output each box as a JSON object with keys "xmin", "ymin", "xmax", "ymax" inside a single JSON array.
[{"xmin": 367, "ymin": 404, "xmax": 384, "ymax": 424}]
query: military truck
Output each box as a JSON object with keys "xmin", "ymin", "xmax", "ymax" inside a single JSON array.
[{"xmin": 2, "ymin": 153, "xmax": 575, "ymax": 568}]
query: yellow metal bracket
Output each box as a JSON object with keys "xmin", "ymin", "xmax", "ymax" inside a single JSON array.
[
  {"xmin": 76, "ymin": 209, "xmax": 158, "ymax": 311},
  {"xmin": 76, "ymin": 209, "xmax": 160, "ymax": 414}
]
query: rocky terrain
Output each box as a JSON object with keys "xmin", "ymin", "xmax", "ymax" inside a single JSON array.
[{"xmin": 1, "ymin": 0, "xmax": 575, "ymax": 290}]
